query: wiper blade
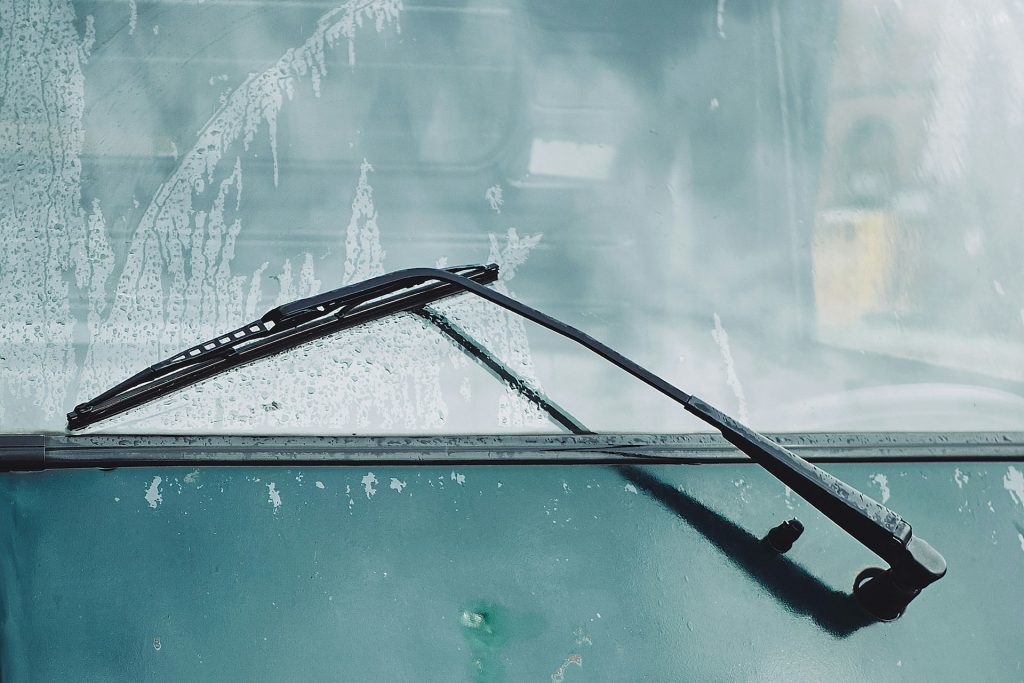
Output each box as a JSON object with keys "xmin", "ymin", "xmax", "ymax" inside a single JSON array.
[
  {"xmin": 67, "ymin": 265, "xmax": 945, "ymax": 619},
  {"xmin": 67, "ymin": 264, "xmax": 499, "ymax": 430}
]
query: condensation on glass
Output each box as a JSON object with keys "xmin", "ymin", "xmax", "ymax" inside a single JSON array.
[{"xmin": 0, "ymin": 0, "xmax": 1022, "ymax": 434}]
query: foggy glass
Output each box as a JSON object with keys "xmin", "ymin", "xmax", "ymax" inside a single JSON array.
[{"xmin": 1, "ymin": 0, "xmax": 1022, "ymax": 434}]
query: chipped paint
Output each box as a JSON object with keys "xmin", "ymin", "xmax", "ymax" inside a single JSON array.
[
  {"xmin": 315, "ymin": 481, "xmax": 325, "ymax": 490},
  {"xmin": 451, "ymin": 471, "xmax": 466, "ymax": 485},
  {"xmin": 954, "ymin": 468, "xmax": 969, "ymax": 489},
  {"xmin": 361, "ymin": 472, "xmax": 378, "ymax": 498},
  {"xmin": 551, "ymin": 655, "xmax": 582, "ymax": 682},
  {"xmin": 183, "ymin": 470, "xmax": 200, "ymax": 484},
  {"xmin": 267, "ymin": 482, "xmax": 282, "ymax": 510},
  {"xmin": 389, "ymin": 478, "xmax": 406, "ymax": 493},
  {"xmin": 870, "ymin": 473, "xmax": 891, "ymax": 503},
  {"xmin": 144, "ymin": 476, "xmax": 163, "ymax": 509},
  {"xmin": 624, "ymin": 483, "xmax": 638, "ymax": 495},
  {"xmin": 1004, "ymin": 466, "xmax": 1024, "ymax": 507}
]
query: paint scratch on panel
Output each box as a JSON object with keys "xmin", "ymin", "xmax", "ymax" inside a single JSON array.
[
  {"xmin": 267, "ymin": 482, "xmax": 282, "ymax": 510},
  {"xmin": 551, "ymin": 654, "xmax": 582, "ymax": 682},
  {"xmin": 870, "ymin": 473, "xmax": 891, "ymax": 504},
  {"xmin": 362, "ymin": 472, "xmax": 378, "ymax": 498},
  {"xmin": 1004, "ymin": 466, "xmax": 1024, "ymax": 506},
  {"xmin": 954, "ymin": 468, "xmax": 968, "ymax": 489},
  {"xmin": 145, "ymin": 476, "xmax": 163, "ymax": 508}
]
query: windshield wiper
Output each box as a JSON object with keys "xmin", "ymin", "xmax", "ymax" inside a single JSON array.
[
  {"xmin": 67, "ymin": 264, "xmax": 500, "ymax": 430},
  {"xmin": 68, "ymin": 265, "xmax": 945, "ymax": 619}
]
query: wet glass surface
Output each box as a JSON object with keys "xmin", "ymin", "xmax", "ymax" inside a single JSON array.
[{"xmin": 1, "ymin": 0, "xmax": 1023, "ymax": 433}]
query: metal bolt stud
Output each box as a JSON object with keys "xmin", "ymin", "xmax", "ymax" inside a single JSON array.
[{"xmin": 765, "ymin": 518, "xmax": 805, "ymax": 553}]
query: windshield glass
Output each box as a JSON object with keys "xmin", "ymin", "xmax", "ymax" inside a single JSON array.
[{"xmin": 2, "ymin": 0, "xmax": 1023, "ymax": 434}]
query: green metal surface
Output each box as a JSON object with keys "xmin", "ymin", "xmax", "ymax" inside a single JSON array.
[{"xmin": 1, "ymin": 459, "xmax": 1021, "ymax": 681}]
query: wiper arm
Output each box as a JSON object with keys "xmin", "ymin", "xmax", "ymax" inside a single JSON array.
[{"xmin": 68, "ymin": 265, "xmax": 945, "ymax": 619}]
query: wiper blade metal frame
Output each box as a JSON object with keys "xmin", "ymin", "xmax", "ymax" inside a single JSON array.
[
  {"xmin": 66, "ymin": 265, "xmax": 945, "ymax": 619},
  {"xmin": 67, "ymin": 264, "xmax": 499, "ymax": 431}
]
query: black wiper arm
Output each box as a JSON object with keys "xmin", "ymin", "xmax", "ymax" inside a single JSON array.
[{"xmin": 68, "ymin": 266, "xmax": 944, "ymax": 619}]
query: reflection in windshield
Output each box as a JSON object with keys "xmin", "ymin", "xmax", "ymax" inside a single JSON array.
[{"xmin": 0, "ymin": 0, "xmax": 1022, "ymax": 433}]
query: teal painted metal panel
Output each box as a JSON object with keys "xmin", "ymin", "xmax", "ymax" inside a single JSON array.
[{"xmin": 1, "ymin": 461, "xmax": 1021, "ymax": 680}]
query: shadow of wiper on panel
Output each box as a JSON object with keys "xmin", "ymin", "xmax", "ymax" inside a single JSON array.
[
  {"xmin": 415, "ymin": 307, "xmax": 873, "ymax": 636},
  {"xmin": 617, "ymin": 465, "xmax": 875, "ymax": 638}
]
